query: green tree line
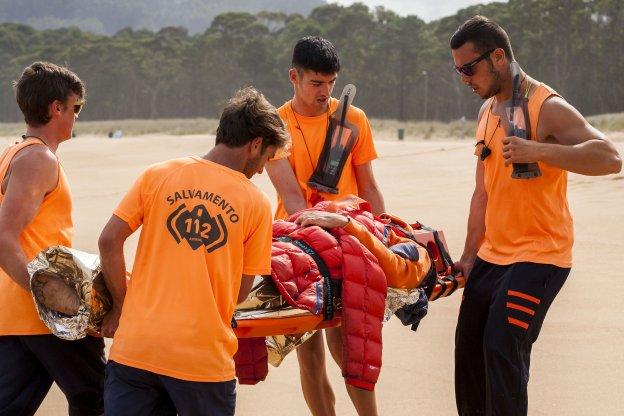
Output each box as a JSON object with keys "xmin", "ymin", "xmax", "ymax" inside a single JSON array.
[
  {"xmin": 0, "ymin": 0, "xmax": 622, "ymax": 123},
  {"xmin": 0, "ymin": 0, "xmax": 324, "ymax": 35}
]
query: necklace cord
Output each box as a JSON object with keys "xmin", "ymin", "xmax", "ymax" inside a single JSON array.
[
  {"xmin": 21, "ymin": 134, "xmax": 50, "ymax": 148},
  {"xmin": 290, "ymin": 102, "xmax": 331, "ymax": 172}
]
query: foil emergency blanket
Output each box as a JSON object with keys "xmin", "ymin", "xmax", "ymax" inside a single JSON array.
[
  {"xmin": 235, "ymin": 276, "xmax": 321, "ymax": 366},
  {"xmin": 384, "ymin": 287, "xmax": 423, "ymax": 323},
  {"xmin": 235, "ymin": 275, "xmax": 289, "ymax": 315},
  {"xmin": 27, "ymin": 247, "xmax": 424, "ymax": 365},
  {"xmin": 266, "ymin": 333, "xmax": 314, "ymax": 367},
  {"xmin": 27, "ymin": 246, "xmax": 111, "ymax": 340}
]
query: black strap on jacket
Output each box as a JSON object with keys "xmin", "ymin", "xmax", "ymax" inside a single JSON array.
[{"xmin": 276, "ymin": 236, "xmax": 338, "ymax": 321}]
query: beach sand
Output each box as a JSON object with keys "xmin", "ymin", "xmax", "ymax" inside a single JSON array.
[{"xmin": 2, "ymin": 132, "xmax": 619, "ymax": 415}]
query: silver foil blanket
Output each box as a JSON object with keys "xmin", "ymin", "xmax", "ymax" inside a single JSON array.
[
  {"xmin": 384, "ymin": 287, "xmax": 424, "ymax": 323},
  {"xmin": 235, "ymin": 277, "xmax": 319, "ymax": 366},
  {"xmin": 236, "ymin": 275, "xmax": 289, "ymax": 313},
  {"xmin": 27, "ymin": 246, "xmax": 111, "ymax": 340},
  {"xmin": 266, "ymin": 333, "xmax": 314, "ymax": 367}
]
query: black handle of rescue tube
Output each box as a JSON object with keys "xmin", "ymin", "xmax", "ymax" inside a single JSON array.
[
  {"xmin": 509, "ymin": 61, "xmax": 541, "ymax": 179},
  {"xmin": 307, "ymin": 180, "xmax": 339, "ymax": 195},
  {"xmin": 420, "ymin": 263, "xmax": 438, "ymax": 300}
]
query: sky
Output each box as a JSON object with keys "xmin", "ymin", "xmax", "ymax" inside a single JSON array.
[{"xmin": 332, "ymin": 0, "xmax": 505, "ymax": 21}]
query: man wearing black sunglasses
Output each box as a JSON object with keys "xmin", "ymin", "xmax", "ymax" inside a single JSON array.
[
  {"xmin": 453, "ymin": 48, "xmax": 495, "ymax": 78},
  {"xmin": 0, "ymin": 62, "xmax": 104, "ymax": 416},
  {"xmin": 449, "ymin": 16, "xmax": 621, "ymax": 416}
]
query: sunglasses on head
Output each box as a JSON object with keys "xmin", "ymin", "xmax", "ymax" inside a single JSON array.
[{"xmin": 454, "ymin": 49, "xmax": 495, "ymax": 77}]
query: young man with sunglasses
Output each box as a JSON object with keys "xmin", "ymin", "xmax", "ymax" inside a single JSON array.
[
  {"xmin": 0, "ymin": 62, "xmax": 104, "ymax": 416},
  {"xmin": 450, "ymin": 16, "xmax": 621, "ymax": 415},
  {"xmin": 265, "ymin": 36, "xmax": 385, "ymax": 416}
]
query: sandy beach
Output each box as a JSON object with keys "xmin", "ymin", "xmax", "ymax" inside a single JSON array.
[{"xmin": 4, "ymin": 132, "xmax": 620, "ymax": 415}]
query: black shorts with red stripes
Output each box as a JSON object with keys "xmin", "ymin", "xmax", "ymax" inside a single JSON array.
[{"xmin": 455, "ymin": 258, "xmax": 570, "ymax": 416}]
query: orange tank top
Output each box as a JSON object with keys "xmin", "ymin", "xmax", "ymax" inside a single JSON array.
[
  {"xmin": 0, "ymin": 138, "xmax": 73, "ymax": 335},
  {"xmin": 476, "ymin": 83, "xmax": 573, "ymax": 268}
]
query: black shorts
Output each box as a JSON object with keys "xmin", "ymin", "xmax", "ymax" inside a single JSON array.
[
  {"xmin": 0, "ymin": 334, "xmax": 105, "ymax": 416},
  {"xmin": 105, "ymin": 361, "xmax": 236, "ymax": 416}
]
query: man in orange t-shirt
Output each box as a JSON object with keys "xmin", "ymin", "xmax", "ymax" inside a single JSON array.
[
  {"xmin": 450, "ymin": 16, "xmax": 622, "ymax": 415},
  {"xmin": 98, "ymin": 87, "xmax": 288, "ymax": 416},
  {"xmin": 0, "ymin": 62, "xmax": 104, "ymax": 416},
  {"xmin": 266, "ymin": 36, "xmax": 385, "ymax": 416}
]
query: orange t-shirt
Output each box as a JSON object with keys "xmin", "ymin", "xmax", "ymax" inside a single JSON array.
[
  {"xmin": 274, "ymin": 99, "xmax": 378, "ymax": 219},
  {"xmin": 109, "ymin": 156, "xmax": 273, "ymax": 382},
  {"xmin": 476, "ymin": 83, "xmax": 573, "ymax": 268},
  {"xmin": 0, "ymin": 139, "xmax": 73, "ymax": 335}
]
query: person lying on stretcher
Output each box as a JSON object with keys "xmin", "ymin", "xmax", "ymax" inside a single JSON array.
[
  {"xmin": 233, "ymin": 196, "xmax": 464, "ymax": 390},
  {"xmin": 240, "ymin": 195, "xmax": 460, "ymax": 320}
]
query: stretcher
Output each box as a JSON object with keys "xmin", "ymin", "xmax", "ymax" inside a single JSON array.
[{"xmin": 232, "ymin": 226, "xmax": 464, "ymax": 338}]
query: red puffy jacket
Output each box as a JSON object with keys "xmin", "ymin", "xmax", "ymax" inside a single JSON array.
[
  {"xmin": 236, "ymin": 201, "xmax": 388, "ymax": 391},
  {"xmin": 270, "ymin": 209, "xmax": 387, "ymax": 391},
  {"xmin": 235, "ymin": 197, "xmax": 450, "ymax": 390}
]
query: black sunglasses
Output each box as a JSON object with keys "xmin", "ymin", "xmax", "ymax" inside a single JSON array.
[
  {"xmin": 73, "ymin": 100, "xmax": 85, "ymax": 115},
  {"xmin": 454, "ymin": 49, "xmax": 495, "ymax": 77}
]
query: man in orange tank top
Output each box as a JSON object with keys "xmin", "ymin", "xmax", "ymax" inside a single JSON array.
[
  {"xmin": 0, "ymin": 62, "xmax": 105, "ymax": 415},
  {"xmin": 265, "ymin": 37, "xmax": 385, "ymax": 416},
  {"xmin": 450, "ymin": 16, "xmax": 622, "ymax": 415},
  {"xmin": 98, "ymin": 87, "xmax": 288, "ymax": 416}
]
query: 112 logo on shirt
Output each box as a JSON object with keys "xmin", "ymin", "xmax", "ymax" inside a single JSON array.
[{"xmin": 166, "ymin": 203, "xmax": 228, "ymax": 252}]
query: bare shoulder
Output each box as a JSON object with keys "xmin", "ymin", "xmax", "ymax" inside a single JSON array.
[
  {"xmin": 9, "ymin": 145, "xmax": 59, "ymax": 190},
  {"xmin": 12, "ymin": 144, "xmax": 58, "ymax": 171},
  {"xmin": 541, "ymin": 95, "xmax": 594, "ymax": 127},
  {"xmin": 538, "ymin": 95, "xmax": 606, "ymax": 144},
  {"xmin": 540, "ymin": 95, "xmax": 580, "ymax": 116}
]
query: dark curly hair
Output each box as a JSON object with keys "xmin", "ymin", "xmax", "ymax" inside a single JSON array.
[{"xmin": 215, "ymin": 87, "xmax": 289, "ymax": 152}]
